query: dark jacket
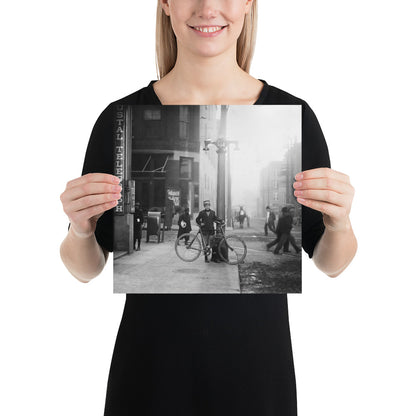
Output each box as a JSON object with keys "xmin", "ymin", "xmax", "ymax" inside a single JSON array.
[
  {"xmin": 134, "ymin": 209, "xmax": 144, "ymax": 234},
  {"xmin": 177, "ymin": 213, "xmax": 192, "ymax": 236},
  {"xmin": 276, "ymin": 214, "xmax": 293, "ymax": 235},
  {"xmin": 196, "ymin": 209, "xmax": 220, "ymax": 232}
]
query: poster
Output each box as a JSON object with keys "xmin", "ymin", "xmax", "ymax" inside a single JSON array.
[{"xmin": 113, "ymin": 105, "xmax": 302, "ymax": 294}]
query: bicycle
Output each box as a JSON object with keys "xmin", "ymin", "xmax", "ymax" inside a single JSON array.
[{"xmin": 174, "ymin": 220, "xmax": 247, "ymax": 265}]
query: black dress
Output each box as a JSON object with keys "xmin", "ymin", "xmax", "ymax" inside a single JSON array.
[{"xmin": 80, "ymin": 79, "xmax": 331, "ymax": 415}]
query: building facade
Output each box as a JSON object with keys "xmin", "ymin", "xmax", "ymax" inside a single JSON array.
[
  {"xmin": 258, "ymin": 141, "xmax": 301, "ymax": 218},
  {"xmin": 114, "ymin": 105, "xmax": 219, "ymax": 252}
]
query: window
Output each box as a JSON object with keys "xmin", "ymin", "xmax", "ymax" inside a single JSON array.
[
  {"xmin": 193, "ymin": 184, "xmax": 199, "ymax": 212},
  {"xmin": 179, "ymin": 106, "xmax": 190, "ymax": 139},
  {"xmin": 144, "ymin": 109, "xmax": 161, "ymax": 120},
  {"xmin": 143, "ymin": 109, "xmax": 162, "ymax": 138},
  {"xmin": 179, "ymin": 106, "xmax": 190, "ymax": 122},
  {"xmin": 179, "ymin": 157, "xmax": 192, "ymax": 179},
  {"xmin": 179, "ymin": 181, "xmax": 189, "ymax": 208},
  {"xmin": 179, "ymin": 122, "xmax": 189, "ymax": 139}
]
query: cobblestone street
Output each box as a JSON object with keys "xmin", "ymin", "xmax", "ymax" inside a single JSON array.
[{"xmin": 231, "ymin": 217, "xmax": 302, "ymax": 293}]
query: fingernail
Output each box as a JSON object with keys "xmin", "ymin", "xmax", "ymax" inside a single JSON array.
[
  {"xmin": 293, "ymin": 181, "xmax": 302, "ymax": 188},
  {"xmin": 294, "ymin": 190, "xmax": 303, "ymax": 196},
  {"xmin": 295, "ymin": 173, "xmax": 303, "ymax": 180},
  {"xmin": 113, "ymin": 176, "xmax": 121, "ymax": 183}
]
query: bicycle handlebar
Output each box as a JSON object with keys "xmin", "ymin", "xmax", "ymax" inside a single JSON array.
[{"xmin": 196, "ymin": 220, "xmax": 225, "ymax": 230}]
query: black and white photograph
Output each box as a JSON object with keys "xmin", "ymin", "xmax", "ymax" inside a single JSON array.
[
  {"xmin": 3, "ymin": 1, "xmax": 416, "ymax": 415},
  {"xmin": 113, "ymin": 105, "xmax": 301, "ymax": 293}
]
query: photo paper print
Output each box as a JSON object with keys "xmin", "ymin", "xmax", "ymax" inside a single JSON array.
[{"xmin": 113, "ymin": 105, "xmax": 301, "ymax": 294}]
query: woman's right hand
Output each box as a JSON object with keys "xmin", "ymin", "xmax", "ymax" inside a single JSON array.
[{"xmin": 60, "ymin": 173, "xmax": 121, "ymax": 239}]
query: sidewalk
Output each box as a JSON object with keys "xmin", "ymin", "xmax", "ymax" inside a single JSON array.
[{"xmin": 113, "ymin": 231, "xmax": 240, "ymax": 293}]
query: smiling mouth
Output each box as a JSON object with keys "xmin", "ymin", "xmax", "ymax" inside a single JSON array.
[{"xmin": 189, "ymin": 25, "xmax": 228, "ymax": 33}]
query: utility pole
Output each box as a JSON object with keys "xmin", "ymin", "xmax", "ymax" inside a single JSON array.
[
  {"xmin": 217, "ymin": 105, "xmax": 228, "ymax": 220},
  {"xmin": 202, "ymin": 105, "xmax": 239, "ymax": 223}
]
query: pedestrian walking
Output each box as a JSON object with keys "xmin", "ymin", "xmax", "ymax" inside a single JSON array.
[
  {"xmin": 177, "ymin": 207, "xmax": 192, "ymax": 243},
  {"xmin": 133, "ymin": 202, "xmax": 144, "ymax": 251},
  {"xmin": 267, "ymin": 207, "xmax": 301, "ymax": 254},
  {"xmin": 59, "ymin": 1, "xmax": 357, "ymax": 414},
  {"xmin": 264, "ymin": 205, "xmax": 276, "ymax": 235},
  {"xmin": 238, "ymin": 205, "xmax": 246, "ymax": 228}
]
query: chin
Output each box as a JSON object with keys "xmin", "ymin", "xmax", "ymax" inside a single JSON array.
[{"xmin": 191, "ymin": 43, "xmax": 235, "ymax": 59}]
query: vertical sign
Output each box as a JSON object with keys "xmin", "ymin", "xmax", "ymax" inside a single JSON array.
[{"xmin": 114, "ymin": 105, "xmax": 125, "ymax": 214}]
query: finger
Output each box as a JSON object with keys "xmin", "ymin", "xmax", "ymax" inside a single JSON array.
[
  {"xmin": 69, "ymin": 200, "xmax": 119, "ymax": 224},
  {"xmin": 293, "ymin": 177, "xmax": 353, "ymax": 195},
  {"xmin": 61, "ymin": 182, "xmax": 122, "ymax": 203},
  {"xmin": 66, "ymin": 173, "xmax": 120, "ymax": 190},
  {"xmin": 296, "ymin": 168, "xmax": 350, "ymax": 184},
  {"xmin": 296, "ymin": 197, "xmax": 348, "ymax": 219},
  {"xmin": 65, "ymin": 192, "xmax": 121, "ymax": 215},
  {"xmin": 294, "ymin": 189, "xmax": 347, "ymax": 207}
]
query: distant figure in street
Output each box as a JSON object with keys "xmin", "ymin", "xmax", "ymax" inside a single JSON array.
[
  {"xmin": 133, "ymin": 202, "xmax": 144, "ymax": 251},
  {"xmin": 264, "ymin": 206, "xmax": 276, "ymax": 236},
  {"xmin": 196, "ymin": 200, "xmax": 222, "ymax": 263},
  {"xmin": 177, "ymin": 207, "xmax": 192, "ymax": 244},
  {"xmin": 274, "ymin": 208, "xmax": 290, "ymax": 253},
  {"xmin": 282, "ymin": 208, "xmax": 296, "ymax": 252},
  {"xmin": 238, "ymin": 206, "xmax": 246, "ymax": 228},
  {"xmin": 266, "ymin": 207, "xmax": 301, "ymax": 254}
]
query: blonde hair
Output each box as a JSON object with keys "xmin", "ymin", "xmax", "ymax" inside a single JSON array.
[{"xmin": 155, "ymin": 0, "xmax": 258, "ymax": 79}]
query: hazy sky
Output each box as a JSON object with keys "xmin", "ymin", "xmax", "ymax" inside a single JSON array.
[{"xmin": 225, "ymin": 105, "xmax": 301, "ymax": 209}]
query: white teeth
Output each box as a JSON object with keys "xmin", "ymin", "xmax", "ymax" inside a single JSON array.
[{"xmin": 193, "ymin": 26, "xmax": 223, "ymax": 33}]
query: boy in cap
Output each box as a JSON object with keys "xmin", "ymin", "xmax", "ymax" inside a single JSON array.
[{"xmin": 195, "ymin": 200, "xmax": 222, "ymax": 263}]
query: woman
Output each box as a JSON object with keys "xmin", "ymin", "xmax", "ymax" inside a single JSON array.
[{"xmin": 60, "ymin": 1, "xmax": 357, "ymax": 414}]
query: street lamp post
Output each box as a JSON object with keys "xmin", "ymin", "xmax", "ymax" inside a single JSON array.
[{"xmin": 203, "ymin": 137, "xmax": 239, "ymax": 223}]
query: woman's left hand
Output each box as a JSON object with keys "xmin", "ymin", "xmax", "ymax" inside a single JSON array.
[{"xmin": 293, "ymin": 168, "xmax": 355, "ymax": 232}]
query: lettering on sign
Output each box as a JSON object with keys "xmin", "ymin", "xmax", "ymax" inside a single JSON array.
[
  {"xmin": 167, "ymin": 188, "xmax": 180, "ymax": 207},
  {"xmin": 114, "ymin": 105, "xmax": 125, "ymax": 214}
]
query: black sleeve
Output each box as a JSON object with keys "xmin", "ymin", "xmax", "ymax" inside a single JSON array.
[
  {"xmin": 195, "ymin": 212, "xmax": 202, "ymax": 225},
  {"xmin": 301, "ymin": 102, "xmax": 331, "ymax": 258},
  {"xmin": 80, "ymin": 103, "xmax": 115, "ymax": 253}
]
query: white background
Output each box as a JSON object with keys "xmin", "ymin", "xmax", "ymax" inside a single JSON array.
[{"xmin": 1, "ymin": 1, "xmax": 415, "ymax": 415}]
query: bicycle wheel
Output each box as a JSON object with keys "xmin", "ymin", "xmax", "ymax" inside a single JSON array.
[
  {"xmin": 218, "ymin": 235, "xmax": 247, "ymax": 265},
  {"xmin": 175, "ymin": 233, "xmax": 202, "ymax": 262}
]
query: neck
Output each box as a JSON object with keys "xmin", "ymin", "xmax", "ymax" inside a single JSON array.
[{"xmin": 164, "ymin": 45, "xmax": 247, "ymax": 103}]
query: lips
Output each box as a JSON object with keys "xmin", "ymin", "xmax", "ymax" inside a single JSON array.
[
  {"xmin": 188, "ymin": 24, "xmax": 228, "ymax": 37},
  {"xmin": 191, "ymin": 25, "xmax": 228, "ymax": 33}
]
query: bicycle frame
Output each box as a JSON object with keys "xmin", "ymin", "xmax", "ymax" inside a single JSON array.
[
  {"xmin": 194, "ymin": 227, "xmax": 210, "ymax": 254},
  {"xmin": 175, "ymin": 220, "xmax": 247, "ymax": 265}
]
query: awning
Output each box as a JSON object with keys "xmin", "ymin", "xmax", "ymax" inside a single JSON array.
[{"xmin": 140, "ymin": 154, "xmax": 170, "ymax": 173}]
